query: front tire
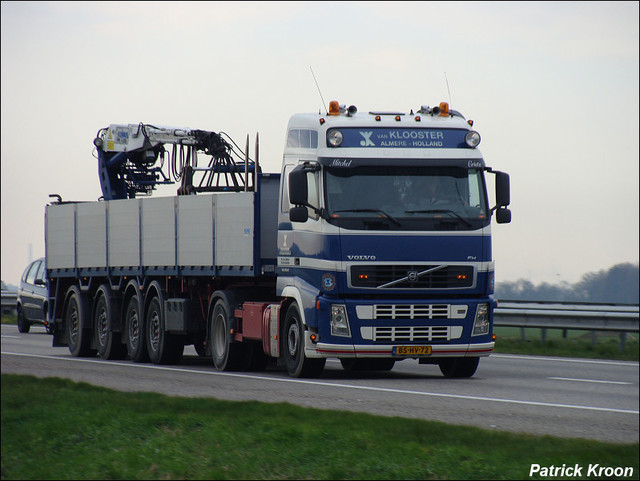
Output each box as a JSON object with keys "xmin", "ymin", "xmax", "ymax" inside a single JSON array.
[
  {"xmin": 439, "ymin": 357, "xmax": 479, "ymax": 378},
  {"xmin": 282, "ymin": 304, "xmax": 325, "ymax": 378},
  {"xmin": 341, "ymin": 358, "xmax": 395, "ymax": 371}
]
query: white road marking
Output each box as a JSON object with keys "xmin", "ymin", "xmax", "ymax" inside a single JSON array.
[
  {"xmin": 549, "ymin": 376, "xmax": 633, "ymax": 385},
  {"xmin": 3, "ymin": 351, "xmax": 638, "ymax": 415},
  {"xmin": 491, "ymin": 353, "xmax": 639, "ymax": 367}
]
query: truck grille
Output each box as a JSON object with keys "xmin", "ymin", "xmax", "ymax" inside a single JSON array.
[
  {"xmin": 373, "ymin": 326, "xmax": 451, "ymax": 342},
  {"xmin": 351, "ymin": 264, "xmax": 474, "ymax": 289},
  {"xmin": 375, "ymin": 304, "xmax": 450, "ymax": 319}
]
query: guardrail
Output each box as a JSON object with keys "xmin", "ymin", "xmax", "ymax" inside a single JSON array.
[
  {"xmin": 2, "ymin": 291, "xmax": 638, "ymax": 350},
  {"xmin": 1, "ymin": 291, "xmax": 18, "ymax": 314},
  {"xmin": 494, "ymin": 300, "xmax": 639, "ymax": 351}
]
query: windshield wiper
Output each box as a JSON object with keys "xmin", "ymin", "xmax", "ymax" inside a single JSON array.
[
  {"xmin": 404, "ymin": 209, "xmax": 472, "ymax": 227},
  {"xmin": 333, "ymin": 208, "xmax": 402, "ymax": 227}
]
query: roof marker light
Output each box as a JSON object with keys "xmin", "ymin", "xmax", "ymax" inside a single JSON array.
[
  {"xmin": 375, "ymin": 115, "xmax": 381, "ymax": 121},
  {"xmin": 415, "ymin": 116, "xmax": 421, "ymax": 122},
  {"xmin": 395, "ymin": 115, "xmax": 401, "ymax": 121}
]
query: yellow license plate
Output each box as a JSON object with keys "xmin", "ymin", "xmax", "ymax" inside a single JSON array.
[{"xmin": 392, "ymin": 345, "xmax": 432, "ymax": 357}]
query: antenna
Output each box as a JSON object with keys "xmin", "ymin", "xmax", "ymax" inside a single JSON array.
[
  {"xmin": 444, "ymin": 71, "xmax": 452, "ymax": 107},
  {"xmin": 310, "ymin": 66, "xmax": 327, "ymax": 114}
]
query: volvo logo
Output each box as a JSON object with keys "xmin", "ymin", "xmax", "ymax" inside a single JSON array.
[{"xmin": 407, "ymin": 271, "xmax": 419, "ymax": 282}]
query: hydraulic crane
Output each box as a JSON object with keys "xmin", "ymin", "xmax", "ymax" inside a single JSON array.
[{"xmin": 93, "ymin": 123, "xmax": 258, "ymax": 200}]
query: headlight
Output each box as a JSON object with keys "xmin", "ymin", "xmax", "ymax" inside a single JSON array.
[
  {"xmin": 472, "ymin": 303, "xmax": 490, "ymax": 336},
  {"xmin": 327, "ymin": 129, "xmax": 343, "ymax": 147},
  {"xmin": 465, "ymin": 130, "xmax": 481, "ymax": 148},
  {"xmin": 330, "ymin": 304, "xmax": 351, "ymax": 337}
]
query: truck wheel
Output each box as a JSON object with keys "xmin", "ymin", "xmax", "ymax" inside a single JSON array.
[
  {"xmin": 438, "ymin": 357, "xmax": 479, "ymax": 378},
  {"xmin": 282, "ymin": 304, "xmax": 325, "ymax": 378},
  {"xmin": 210, "ymin": 298, "xmax": 244, "ymax": 371},
  {"xmin": 65, "ymin": 287, "xmax": 95, "ymax": 357},
  {"xmin": 94, "ymin": 292, "xmax": 127, "ymax": 360},
  {"xmin": 146, "ymin": 296, "xmax": 184, "ymax": 365},
  {"xmin": 340, "ymin": 359, "xmax": 395, "ymax": 371},
  {"xmin": 17, "ymin": 306, "xmax": 31, "ymax": 333},
  {"xmin": 124, "ymin": 294, "xmax": 149, "ymax": 363}
]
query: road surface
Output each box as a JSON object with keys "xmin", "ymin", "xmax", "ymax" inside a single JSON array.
[{"xmin": 2, "ymin": 324, "xmax": 637, "ymax": 443}]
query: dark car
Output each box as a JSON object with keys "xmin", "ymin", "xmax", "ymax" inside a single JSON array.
[{"xmin": 17, "ymin": 258, "xmax": 51, "ymax": 333}]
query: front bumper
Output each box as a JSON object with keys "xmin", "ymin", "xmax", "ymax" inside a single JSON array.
[{"xmin": 308, "ymin": 341, "xmax": 494, "ymax": 359}]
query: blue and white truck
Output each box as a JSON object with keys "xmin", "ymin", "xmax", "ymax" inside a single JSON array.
[{"xmin": 46, "ymin": 100, "xmax": 511, "ymax": 378}]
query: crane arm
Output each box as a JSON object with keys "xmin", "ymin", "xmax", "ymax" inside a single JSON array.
[{"xmin": 93, "ymin": 123, "xmax": 257, "ymax": 200}]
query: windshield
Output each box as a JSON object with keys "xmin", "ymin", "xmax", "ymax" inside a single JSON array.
[{"xmin": 325, "ymin": 165, "xmax": 489, "ymax": 231}]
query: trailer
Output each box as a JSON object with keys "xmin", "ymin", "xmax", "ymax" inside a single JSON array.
[{"xmin": 47, "ymin": 101, "xmax": 511, "ymax": 378}]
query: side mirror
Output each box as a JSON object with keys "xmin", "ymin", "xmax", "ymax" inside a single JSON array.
[
  {"xmin": 289, "ymin": 206, "xmax": 309, "ymax": 223},
  {"xmin": 496, "ymin": 207, "xmax": 511, "ymax": 224},
  {"xmin": 487, "ymin": 169, "xmax": 512, "ymax": 224},
  {"xmin": 495, "ymin": 172, "xmax": 510, "ymax": 207},
  {"xmin": 288, "ymin": 166, "xmax": 308, "ymax": 206}
]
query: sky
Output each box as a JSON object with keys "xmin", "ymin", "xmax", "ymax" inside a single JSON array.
[{"xmin": 1, "ymin": 1, "xmax": 638, "ymax": 287}]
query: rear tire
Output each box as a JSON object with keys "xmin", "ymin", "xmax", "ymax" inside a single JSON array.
[
  {"xmin": 17, "ymin": 306, "xmax": 31, "ymax": 333},
  {"xmin": 94, "ymin": 291, "xmax": 127, "ymax": 360},
  {"xmin": 438, "ymin": 357, "xmax": 479, "ymax": 378},
  {"xmin": 282, "ymin": 304, "xmax": 325, "ymax": 378},
  {"xmin": 146, "ymin": 296, "xmax": 184, "ymax": 365},
  {"xmin": 65, "ymin": 286, "xmax": 95, "ymax": 357},
  {"xmin": 124, "ymin": 294, "xmax": 149, "ymax": 363},
  {"xmin": 210, "ymin": 298, "xmax": 244, "ymax": 371}
]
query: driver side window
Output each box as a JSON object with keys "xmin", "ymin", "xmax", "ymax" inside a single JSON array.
[
  {"xmin": 281, "ymin": 164, "xmax": 294, "ymax": 215},
  {"xmin": 281, "ymin": 162, "xmax": 320, "ymax": 221},
  {"xmin": 307, "ymin": 170, "xmax": 320, "ymax": 221}
]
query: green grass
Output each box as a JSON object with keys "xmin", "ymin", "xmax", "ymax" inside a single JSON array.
[
  {"xmin": 1, "ymin": 374, "xmax": 638, "ymax": 480},
  {"xmin": 493, "ymin": 327, "xmax": 639, "ymax": 362},
  {"xmin": 1, "ymin": 313, "xmax": 17, "ymax": 324}
]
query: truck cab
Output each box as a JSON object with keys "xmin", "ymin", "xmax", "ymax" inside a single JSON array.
[{"xmin": 276, "ymin": 101, "xmax": 510, "ymax": 377}]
